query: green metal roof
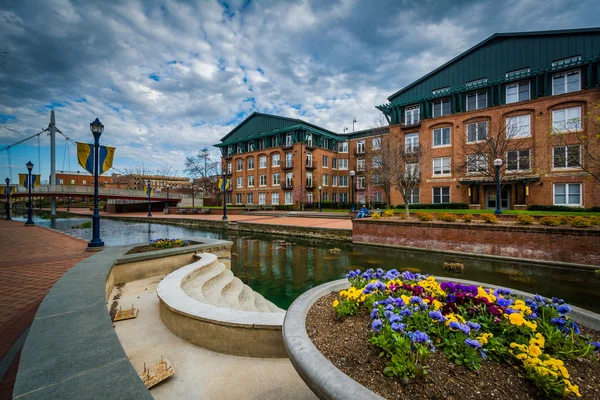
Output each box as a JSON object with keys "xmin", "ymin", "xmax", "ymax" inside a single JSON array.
[{"xmin": 387, "ymin": 27, "xmax": 600, "ymax": 103}]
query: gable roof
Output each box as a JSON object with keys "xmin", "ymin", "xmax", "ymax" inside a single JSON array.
[{"xmin": 387, "ymin": 27, "xmax": 600, "ymax": 102}]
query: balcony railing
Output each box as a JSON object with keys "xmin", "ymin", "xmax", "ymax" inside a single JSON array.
[
  {"xmin": 11, "ymin": 185, "xmax": 188, "ymax": 199},
  {"xmin": 305, "ymin": 182, "xmax": 314, "ymax": 189},
  {"xmin": 282, "ymin": 161, "xmax": 294, "ymax": 170},
  {"xmin": 354, "ymin": 148, "xmax": 365, "ymax": 156},
  {"xmin": 283, "ymin": 142, "xmax": 294, "ymax": 149},
  {"xmin": 283, "ymin": 182, "xmax": 294, "ymax": 190},
  {"xmin": 305, "ymin": 160, "xmax": 317, "ymax": 170}
]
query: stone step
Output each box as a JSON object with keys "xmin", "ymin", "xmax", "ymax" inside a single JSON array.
[
  {"xmin": 221, "ymin": 277, "xmax": 245, "ymax": 309},
  {"xmin": 202, "ymin": 267, "xmax": 233, "ymax": 307},
  {"xmin": 253, "ymin": 292, "xmax": 273, "ymax": 313},
  {"xmin": 238, "ymin": 284, "xmax": 259, "ymax": 312},
  {"xmin": 181, "ymin": 260, "xmax": 225, "ymax": 303}
]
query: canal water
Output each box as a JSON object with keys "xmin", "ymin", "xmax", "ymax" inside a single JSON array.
[{"xmin": 22, "ymin": 216, "xmax": 600, "ymax": 312}]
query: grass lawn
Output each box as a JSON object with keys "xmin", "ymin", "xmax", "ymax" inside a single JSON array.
[{"xmin": 395, "ymin": 208, "xmax": 600, "ymax": 217}]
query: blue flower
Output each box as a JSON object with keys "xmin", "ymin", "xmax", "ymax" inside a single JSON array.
[
  {"xmin": 401, "ymin": 271, "xmax": 418, "ymax": 281},
  {"xmin": 465, "ymin": 338, "xmax": 482, "ymax": 348},
  {"xmin": 389, "ymin": 313, "xmax": 403, "ymax": 324},
  {"xmin": 494, "ymin": 288, "xmax": 512, "ymax": 296},
  {"xmin": 534, "ymin": 294, "xmax": 548, "ymax": 303},
  {"xmin": 375, "ymin": 281, "xmax": 387, "ymax": 291},
  {"xmin": 409, "ymin": 330, "xmax": 430, "ymax": 344},
  {"xmin": 429, "ymin": 310, "xmax": 446, "ymax": 322},
  {"xmin": 370, "ymin": 309, "xmax": 379, "ymax": 319},
  {"xmin": 504, "ymin": 308, "xmax": 520, "ymax": 314},
  {"xmin": 361, "ymin": 272, "xmax": 372, "ymax": 280},
  {"xmin": 552, "ymin": 297, "xmax": 565, "ymax": 305},
  {"xmin": 527, "ymin": 313, "xmax": 538, "ymax": 320},
  {"xmin": 392, "ymin": 297, "xmax": 406, "ymax": 308},
  {"xmin": 496, "ymin": 297, "xmax": 513, "ymax": 308},
  {"xmin": 590, "ymin": 342, "xmax": 600, "ymax": 352},
  {"xmin": 399, "ymin": 309, "xmax": 412, "ymax": 317},
  {"xmin": 467, "ymin": 321, "xmax": 481, "ymax": 331},
  {"xmin": 551, "ymin": 317, "xmax": 567, "ymax": 326},
  {"xmin": 362, "ymin": 283, "xmax": 375, "ymax": 294},
  {"xmin": 480, "ymin": 349, "xmax": 488, "ymax": 359},
  {"xmin": 346, "ymin": 270, "xmax": 358, "ymax": 279},
  {"xmin": 557, "ymin": 304, "xmax": 571, "ymax": 314},
  {"xmin": 391, "ymin": 322, "xmax": 405, "ymax": 332},
  {"xmin": 383, "ymin": 310, "xmax": 393, "ymax": 319},
  {"xmin": 571, "ymin": 322, "xmax": 580, "ymax": 335},
  {"xmin": 410, "ymin": 296, "xmax": 422, "ymax": 304},
  {"xmin": 372, "ymin": 319, "xmax": 383, "ymax": 332},
  {"xmin": 384, "ymin": 304, "xmax": 395, "ymax": 312},
  {"xmin": 449, "ymin": 321, "xmax": 470, "ymax": 335}
]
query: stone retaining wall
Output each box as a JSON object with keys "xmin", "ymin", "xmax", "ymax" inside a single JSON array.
[{"xmin": 353, "ymin": 219, "xmax": 600, "ymax": 266}]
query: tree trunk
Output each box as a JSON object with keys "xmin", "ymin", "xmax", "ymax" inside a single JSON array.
[{"xmin": 405, "ymin": 202, "xmax": 410, "ymax": 218}]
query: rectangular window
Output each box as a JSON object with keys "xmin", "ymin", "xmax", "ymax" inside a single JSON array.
[
  {"xmin": 432, "ymin": 187, "xmax": 450, "ymax": 204},
  {"xmin": 553, "ymin": 146, "xmax": 581, "ymax": 169},
  {"xmin": 466, "ymin": 90, "xmax": 487, "ymax": 111},
  {"xmin": 332, "ymin": 176, "xmax": 338, "ymax": 187},
  {"xmin": 405, "ymin": 105, "xmax": 420, "ymax": 125},
  {"xmin": 259, "ymin": 174, "xmax": 267, "ymax": 186},
  {"xmin": 227, "ymin": 162, "xmax": 232, "ymax": 174},
  {"xmin": 338, "ymin": 142, "xmax": 348, "ymax": 153},
  {"xmin": 372, "ymin": 137, "xmax": 381, "ymax": 150},
  {"xmin": 323, "ymin": 138, "xmax": 329, "ymax": 149},
  {"xmin": 406, "ymin": 163, "xmax": 419, "ymax": 178},
  {"xmin": 466, "ymin": 154, "xmax": 488, "ymax": 173},
  {"xmin": 247, "ymin": 175, "xmax": 255, "ymax": 187},
  {"xmin": 506, "ymin": 81, "xmax": 530, "ymax": 104},
  {"xmin": 285, "ymin": 152, "xmax": 293, "ymax": 168},
  {"xmin": 552, "ymin": 107, "xmax": 582, "ymax": 132},
  {"xmin": 248, "ymin": 141, "xmax": 254, "ymax": 152},
  {"xmin": 237, "ymin": 144, "xmax": 243, "ymax": 153},
  {"xmin": 236, "ymin": 193, "xmax": 242, "ymax": 204},
  {"xmin": 59, "ymin": 179, "xmax": 64, "ymax": 184},
  {"xmin": 507, "ymin": 150, "xmax": 531, "ymax": 171},
  {"xmin": 285, "ymin": 172, "xmax": 293, "ymax": 187},
  {"xmin": 372, "ymin": 192, "xmax": 383, "ymax": 203},
  {"xmin": 322, "ymin": 174, "xmax": 329, "ymax": 186},
  {"xmin": 407, "ymin": 188, "xmax": 420, "ymax": 204},
  {"xmin": 372, "ymin": 155, "xmax": 382, "ymax": 168},
  {"xmin": 372, "ymin": 174, "xmax": 380, "ymax": 185},
  {"xmin": 285, "ymin": 134, "xmax": 293, "ymax": 147},
  {"xmin": 338, "ymin": 159, "xmax": 348, "ymax": 170},
  {"xmin": 357, "ymin": 140, "xmax": 365, "ymax": 154},
  {"xmin": 272, "ymin": 173, "xmax": 280, "ymax": 185},
  {"xmin": 433, "ymin": 157, "xmax": 451, "ymax": 176},
  {"xmin": 237, "ymin": 177, "xmax": 243, "ymax": 188},
  {"xmin": 258, "ymin": 193, "xmax": 266, "ymax": 205},
  {"xmin": 323, "ymin": 193, "xmax": 329, "ymax": 202},
  {"xmin": 357, "ymin": 176, "xmax": 365, "ymax": 189},
  {"xmin": 433, "ymin": 127, "xmax": 451, "ymax": 147},
  {"xmin": 227, "ymin": 145, "xmax": 233, "ymax": 156},
  {"xmin": 466, "ymin": 121, "xmax": 488, "ymax": 142},
  {"xmin": 506, "ymin": 115, "xmax": 531, "ymax": 138},
  {"xmin": 247, "ymin": 157, "xmax": 254, "ymax": 170},
  {"xmin": 554, "ymin": 183, "xmax": 581, "ymax": 206},
  {"xmin": 236, "ymin": 159, "xmax": 243, "ymax": 171},
  {"xmin": 285, "ymin": 192, "xmax": 293, "ymax": 205},
  {"xmin": 259, "ymin": 138, "xmax": 266, "ymax": 150},
  {"xmin": 339, "ymin": 176, "xmax": 348, "ymax": 187},
  {"xmin": 247, "ymin": 193, "xmax": 254, "ymax": 204},
  {"xmin": 322, "ymin": 155, "xmax": 329, "ymax": 168},
  {"xmin": 357, "ymin": 158, "xmax": 365, "ymax": 171},
  {"xmin": 432, "ymin": 98, "xmax": 451, "ymax": 117},
  {"xmin": 405, "ymin": 132, "xmax": 419, "ymax": 152},
  {"xmin": 306, "ymin": 133, "xmax": 313, "ymax": 147},
  {"xmin": 271, "ymin": 192, "xmax": 279, "ymax": 205},
  {"xmin": 553, "ymin": 70, "xmax": 580, "ymax": 95},
  {"xmin": 306, "ymin": 172, "xmax": 313, "ymax": 187},
  {"xmin": 259, "ymin": 155, "xmax": 267, "ymax": 169},
  {"xmin": 272, "ymin": 153, "xmax": 280, "ymax": 167},
  {"xmin": 332, "ymin": 158, "xmax": 337, "ymax": 169},
  {"xmin": 340, "ymin": 193, "xmax": 348, "ymax": 203},
  {"xmin": 332, "ymin": 193, "xmax": 337, "ymax": 203}
]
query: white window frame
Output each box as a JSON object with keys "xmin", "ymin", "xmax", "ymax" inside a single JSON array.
[
  {"xmin": 432, "ymin": 98, "xmax": 451, "ymax": 117},
  {"xmin": 227, "ymin": 162, "xmax": 232, "ymax": 174},
  {"xmin": 247, "ymin": 175, "xmax": 255, "ymax": 187},
  {"xmin": 466, "ymin": 121, "xmax": 488, "ymax": 143},
  {"xmin": 247, "ymin": 193, "xmax": 254, "ymax": 204},
  {"xmin": 357, "ymin": 140, "xmax": 365, "ymax": 154},
  {"xmin": 338, "ymin": 142, "xmax": 348, "ymax": 153},
  {"xmin": 236, "ymin": 193, "xmax": 242, "ymax": 205},
  {"xmin": 356, "ymin": 176, "xmax": 365, "ymax": 190},
  {"xmin": 285, "ymin": 152, "xmax": 293, "ymax": 168},
  {"xmin": 405, "ymin": 132, "xmax": 419, "ymax": 152},
  {"xmin": 272, "ymin": 153, "xmax": 280, "ymax": 167},
  {"xmin": 466, "ymin": 154, "xmax": 488, "ymax": 174},
  {"xmin": 338, "ymin": 159, "xmax": 348, "ymax": 170},
  {"xmin": 552, "ymin": 70, "xmax": 581, "ymax": 95},
  {"xmin": 506, "ymin": 81, "xmax": 530, "ymax": 104},
  {"xmin": 322, "ymin": 155, "xmax": 329, "ymax": 168},
  {"xmin": 237, "ymin": 144, "xmax": 243, "ymax": 153},
  {"xmin": 466, "ymin": 90, "xmax": 487, "ymax": 111},
  {"xmin": 258, "ymin": 192, "xmax": 266, "ymax": 205},
  {"xmin": 432, "ymin": 187, "xmax": 450, "ymax": 204},
  {"xmin": 236, "ymin": 159, "xmax": 243, "ymax": 171},
  {"xmin": 285, "ymin": 172, "xmax": 293, "ymax": 187},
  {"xmin": 237, "ymin": 177, "xmax": 243, "ymax": 188},
  {"xmin": 372, "ymin": 137, "xmax": 381, "ymax": 150},
  {"xmin": 322, "ymin": 174, "xmax": 328, "ymax": 186},
  {"xmin": 306, "ymin": 133, "xmax": 313, "ymax": 147},
  {"xmin": 553, "ymin": 183, "xmax": 582, "ymax": 207},
  {"xmin": 432, "ymin": 127, "xmax": 451, "ymax": 147},
  {"xmin": 407, "ymin": 188, "xmax": 420, "ymax": 204},
  {"xmin": 285, "ymin": 134, "xmax": 293, "ymax": 147},
  {"xmin": 552, "ymin": 145, "xmax": 581, "ymax": 169},
  {"xmin": 259, "ymin": 155, "xmax": 267, "ymax": 169},
  {"xmin": 433, "ymin": 157, "xmax": 451, "ymax": 176},
  {"xmin": 248, "ymin": 141, "xmax": 254, "ymax": 152},
  {"xmin": 271, "ymin": 192, "xmax": 279, "ymax": 205},
  {"xmin": 357, "ymin": 158, "xmax": 365, "ymax": 172},
  {"xmin": 259, "ymin": 174, "xmax": 267, "ymax": 187},
  {"xmin": 332, "ymin": 176, "xmax": 338, "ymax": 187},
  {"xmin": 285, "ymin": 192, "xmax": 293, "ymax": 205},
  {"xmin": 272, "ymin": 173, "xmax": 280, "ymax": 186},
  {"xmin": 247, "ymin": 157, "xmax": 254, "ymax": 170},
  {"xmin": 506, "ymin": 149, "xmax": 531, "ymax": 172},
  {"xmin": 552, "ymin": 107, "xmax": 582, "ymax": 133},
  {"xmin": 339, "ymin": 176, "xmax": 348, "ymax": 187},
  {"xmin": 506, "ymin": 115, "xmax": 531, "ymax": 138},
  {"xmin": 405, "ymin": 105, "xmax": 420, "ymax": 125}
]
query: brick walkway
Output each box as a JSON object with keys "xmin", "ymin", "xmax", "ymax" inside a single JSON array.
[{"xmin": 0, "ymin": 220, "xmax": 91, "ymax": 399}]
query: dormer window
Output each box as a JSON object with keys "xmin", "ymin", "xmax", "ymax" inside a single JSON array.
[
  {"xmin": 432, "ymin": 98, "xmax": 450, "ymax": 117},
  {"xmin": 466, "ymin": 78, "xmax": 487, "ymax": 88},
  {"xmin": 405, "ymin": 105, "xmax": 420, "ymax": 125},
  {"xmin": 248, "ymin": 141, "xmax": 254, "ymax": 151},
  {"xmin": 466, "ymin": 90, "xmax": 487, "ymax": 111},
  {"xmin": 237, "ymin": 144, "xmax": 243, "ymax": 153}
]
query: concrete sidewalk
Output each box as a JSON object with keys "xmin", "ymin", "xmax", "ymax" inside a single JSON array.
[
  {"xmin": 62, "ymin": 208, "xmax": 353, "ymax": 230},
  {"xmin": 0, "ymin": 220, "xmax": 92, "ymax": 399}
]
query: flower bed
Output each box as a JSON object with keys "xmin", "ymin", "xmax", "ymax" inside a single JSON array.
[
  {"xmin": 308, "ymin": 270, "xmax": 600, "ymax": 399},
  {"xmin": 124, "ymin": 238, "xmax": 196, "ymax": 254}
]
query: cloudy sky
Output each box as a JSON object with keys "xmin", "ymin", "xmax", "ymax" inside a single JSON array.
[{"xmin": 1, "ymin": 0, "xmax": 599, "ymax": 181}]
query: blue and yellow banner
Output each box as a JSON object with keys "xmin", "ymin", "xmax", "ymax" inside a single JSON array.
[
  {"xmin": 77, "ymin": 142, "xmax": 115, "ymax": 175},
  {"xmin": 19, "ymin": 173, "xmax": 40, "ymax": 189},
  {"xmin": 144, "ymin": 186, "xmax": 154, "ymax": 196},
  {"xmin": 217, "ymin": 178, "xmax": 231, "ymax": 191},
  {"xmin": 3, "ymin": 185, "xmax": 14, "ymax": 197}
]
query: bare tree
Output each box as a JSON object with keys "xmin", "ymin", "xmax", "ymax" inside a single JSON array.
[
  {"xmin": 363, "ymin": 118, "xmax": 392, "ymax": 207},
  {"xmin": 377, "ymin": 134, "xmax": 427, "ymax": 217},
  {"xmin": 552, "ymin": 101, "xmax": 600, "ymax": 183},
  {"xmin": 156, "ymin": 165, "xmax": 178, "ymax": 187},
  {"xmin": 120, "ymin": 164, "xmax": 153, "ymax": 189},
  {"xmin": 185, "ymin": 147, "xmax": 221, "ymax": 204}
]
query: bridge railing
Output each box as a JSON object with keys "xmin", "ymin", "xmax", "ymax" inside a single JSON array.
[{"xmin": 12, "ymin": 185, "xmax": 191, "ymax": 199}]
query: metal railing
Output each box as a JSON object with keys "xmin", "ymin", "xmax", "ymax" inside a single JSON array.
[{"xmin": 12, "ymin": 185, "xmax": 189, "ymax": 199}]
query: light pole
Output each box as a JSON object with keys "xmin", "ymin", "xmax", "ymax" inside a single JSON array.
[
  {"xmin": 352, "ymin": 117, "xmax": 357, "ymax": 133},
  {"xmin": 5, "ymin": 177, "xmax": 11, "ymax": 220},
  {"xmin": 350, "ymin": 170, "xmax": 356, "ymax": 211},
  {"xmin": 88, "ymin": 118, "xmax": 104, "ymax": 249},
  {"xmin": 493, "ymin": 158, "xmax": 503, "ymax": 215},
  {"xmin": 318, "ymin": 185, "xmax": 322, "ymax": 212},
  {"xmin": 147, "ymin": 179, "xmax": 152, "ymax": 217},
  {"xmin": 25, "ymin": 161, "xmax": 35, "ymax": 226},
  {"xmin": 222, "ymin": 172, "xmax": 228, "ymax": 221},
  {"xmin": 164, "ymin": 184, "xmax": 170, "ymax": 214}
]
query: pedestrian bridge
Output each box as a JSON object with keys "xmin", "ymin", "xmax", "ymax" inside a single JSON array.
[{"xmin": 9, "ymin": 185, "xmax": 188, "ymax": 202}]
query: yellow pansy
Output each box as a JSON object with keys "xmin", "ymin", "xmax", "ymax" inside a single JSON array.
[{"xmin": 333, "ymin": 300, "xmax": 339, "ymax": 308}]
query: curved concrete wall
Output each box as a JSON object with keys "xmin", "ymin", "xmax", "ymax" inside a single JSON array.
[{"xmin": 157, "ymin": 253, "xmax": 286, "ymax": 358}]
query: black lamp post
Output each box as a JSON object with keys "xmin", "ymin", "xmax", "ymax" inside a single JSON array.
[
  {"xmin": 222, "ymin": 173, "xmax": 228, "ymax": 220},
  {"xmin": 165, "ymin": 184, "xmax": 170, "ymax": 214},
  {"xmin": 350, "ymin": 170, "xmax": 356, "ymax": 211},
  {"xmin": 147, "ymin": 179, "xmax": 152, "ymax": 217},
  {"xmin": 493, "ymin": 158, "xmax": 503, "ymax": 215},
  {"xmin": 318, "ymin": 185, "xmax": 322, "ymax": 212},
  {"xmin": 5, "ymin": 177, "xmax": 11, "ymax": 220},
  {"xmin": 88, "ymin": 118, "xmax": 104, "ymax": 249},
  {"xmin": 25, "ymin": 161, "xmax": 35, "ymax": 226}
]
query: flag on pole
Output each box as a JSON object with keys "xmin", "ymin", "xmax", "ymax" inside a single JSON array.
[
  {"xmin": 3, "ymin": 186, "xmax": 14, "ymax": 196},
  {"xmin": 217, "ymin": 178, "xmax": 230, "ymax": 191},
  {"xmin": 77, "ymin": 142, "xmax": 116, "ymax": 175},
  {"xmin": 19, "ymin": 174, "xmax": 40, "ymax": 189},
  {"xmin": 145, "ymin": 186, "xmax": 154, "ymax": 196}
]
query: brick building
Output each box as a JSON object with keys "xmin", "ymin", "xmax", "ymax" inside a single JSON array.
[
  {"xmin": 110, "ymin": 174, "xmax": 190, "ymax": 191},
  {"xmin": 55, "ymin": 170, "xmax": 111, "ymax": 186},
  {"xmin": 216, "ymin": 28, "xmax": 600, "ymax": 210}
]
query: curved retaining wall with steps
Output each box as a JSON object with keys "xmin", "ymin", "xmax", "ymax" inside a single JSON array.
[{"xmin": 157, "ymin": 253, "xmax": 287, "ymax": 358}]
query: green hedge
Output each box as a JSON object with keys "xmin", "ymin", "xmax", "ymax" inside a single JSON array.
[
  {"xmin": 395, "ymin": 203, "xmax": 470, "ymax": 210},
  {"xmin": 528, "ymin": 205, "xmax": 600, "ymax": 212}
]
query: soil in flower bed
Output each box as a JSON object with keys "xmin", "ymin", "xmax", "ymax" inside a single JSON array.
[
  {"xmin": 306, "ymin": 292, "xmax": 600, "ymax": 400},
  {"xmin": 124, "ymin": 241, "xmax": 199, "ymax": 255}
]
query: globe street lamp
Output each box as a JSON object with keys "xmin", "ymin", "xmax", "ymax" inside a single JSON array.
[
  {"xmin": 147, "ymin": 179, "xmax": 152, "ymax": 217},
  {"xmin": 493, "ymin": 158, "xmax": 503, "ymax": 215},
  {"xmin": 5, "ymin": 177, "xmax": 11, "ymax": 220},
  {"xmin": 25, "ymin": 161, "xmax": 35, "ymax": 226},
  {"xmin": 318, "ymin": 185, "xmax": 322, "ymax": 212},
  {"xmin": 88, "ymin": 118, "xmax": 104, "ymax": 249},
  {"xmin": 350, "ymin": 170, "xmax": 356, "ymax": 211}
]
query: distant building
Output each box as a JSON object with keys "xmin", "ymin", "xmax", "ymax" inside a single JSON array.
[
  {"xmin": 55, "ymin": 170, "xmax": 111, "ymax": 186},
  {"xmin": 110, "ymin": 174, "xmax": 190, "ymax": 190}
]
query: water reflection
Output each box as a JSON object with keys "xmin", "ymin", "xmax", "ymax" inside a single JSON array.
[{"xmin": 20, "ymin": 217, "xmax": 600, "ymax": 312}]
